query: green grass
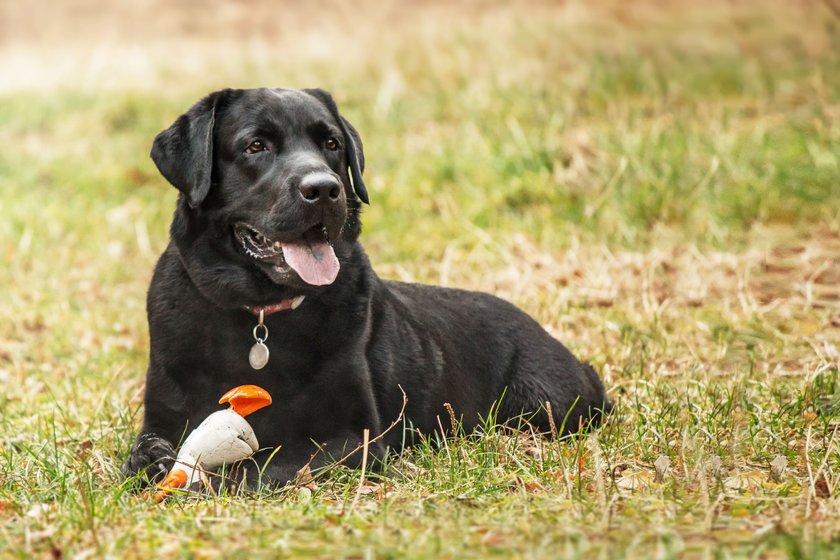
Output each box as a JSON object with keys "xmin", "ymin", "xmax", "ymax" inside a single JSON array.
[{"xmin": 1, "ymin": 1, "xmax": 840, "ymax": 557}]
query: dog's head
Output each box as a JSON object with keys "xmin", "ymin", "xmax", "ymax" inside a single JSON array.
[{"xmin": 150, "ymin": 88, "xmax": 368, "ymax": 308}]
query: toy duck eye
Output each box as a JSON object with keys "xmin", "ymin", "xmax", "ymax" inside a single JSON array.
[
  {"xmin": 245, "ymin": 139, "xmax": 267, "ymax": 154},
  {"xmin": 325, "ymin": 137, "xmax": 340, "ymax": 151}
]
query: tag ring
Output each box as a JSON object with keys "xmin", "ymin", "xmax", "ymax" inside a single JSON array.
[{"xmin": 253, "ymin": 324, "xmax": 268, "ymax": 342}]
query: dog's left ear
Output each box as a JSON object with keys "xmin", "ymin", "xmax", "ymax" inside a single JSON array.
[
  {"xmin": 304, "ymin": 88, "xmax": 369, "ymax": 205},
  {"xmin": 150, "ymin": 90, "xmax": 229, "ymax": 208}
]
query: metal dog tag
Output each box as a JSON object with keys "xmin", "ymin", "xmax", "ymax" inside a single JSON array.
[
  {"xmin": 249, "ymin": 308, "xmax": 269, "ymax": 370},
  {"xmin": 249, "ymin": 341, "xmax": 269, "ymax": 370}
]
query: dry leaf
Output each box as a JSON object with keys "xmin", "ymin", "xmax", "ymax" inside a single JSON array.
[
  {"xmin": 524, "ymin": 444, "xmax": 542, "ymax": 460},
  {"xmin": 654, "ymin": 455, "xmax": 670, "ymax": 483},
  {"xmin": 770, "ymin": 455, "xmax": 787, "ymax": 483},
  {"xmin": 724, "ymin": 470, "xmax": 765, "ymax": 493},
  {"xmin": 708, "ymin": 456, "xmax": 722, "ymax": 479},
  {"xmin": 615, "ymin": 470, "xmax": 654, "ymax": 491},
  {"xmin": 0, "ymin": 500, "xmax": 15, "ymax": 517},
  {"xmin": 294, "ymin": 465, "xmax": 317, "ymax": 491},
  {"xmin": 520, "ymin": 478, "xmax": 545, "ymax": 494},
  {"xmin": 356, "ymin": 482, "xmax": 382, "ymax": 497},
  {"xmin": 814, "ymin": 474, "xmax": 831, "ymax": 498}
]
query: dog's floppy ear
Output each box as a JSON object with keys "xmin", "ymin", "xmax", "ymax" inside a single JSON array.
[
  {"xmin": 150, "ymin": 91, "xmax": 225, "ymax": 208},
  {"xmin": 338, "ymin": 117, "xmax": 368, "ymax": 204},
  {"xmin": 303, "ymin": 88, "xmax": 369, "ymax": 205}
]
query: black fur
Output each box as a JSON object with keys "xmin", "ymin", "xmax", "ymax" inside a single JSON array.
[{"xmin": 122, "ymin": 88, "xmax": 611, "ymax": 488}]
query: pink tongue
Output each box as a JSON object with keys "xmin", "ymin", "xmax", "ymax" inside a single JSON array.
[{"xmin": 282, "ymin": 236, "xmax": 340, "ymax": 286}]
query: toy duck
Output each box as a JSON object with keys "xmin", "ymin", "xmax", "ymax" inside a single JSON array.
[{"xmin": 150, "ymin": 384, "xmax": 272, "ymax": 502}]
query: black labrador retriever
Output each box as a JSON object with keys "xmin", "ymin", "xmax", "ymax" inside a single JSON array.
[{"xmin": 122, "ymin": 88, "xmax": 611, "ymax": 488}]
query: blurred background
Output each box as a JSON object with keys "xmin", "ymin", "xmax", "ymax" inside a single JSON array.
[{"xmin": 2, "ymin": 0, "xmax": 837, "ymax": 248}]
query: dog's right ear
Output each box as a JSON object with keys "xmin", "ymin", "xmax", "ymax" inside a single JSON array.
[{"xmin": 151, "ymin": 91, "xmax": 226, "ymax": 208}]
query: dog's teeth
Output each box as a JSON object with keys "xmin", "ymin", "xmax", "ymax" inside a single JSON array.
[
  {"xmin": 273, "ymin": 241, "xmax": 281, "ymax": 250},
  {"xmin": 290, "ymin": 296, "xmax": 305, "ymax": 310}
]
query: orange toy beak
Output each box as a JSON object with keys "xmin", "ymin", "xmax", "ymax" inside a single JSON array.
[
  {"xmin": 219, "ymin": 384, "xmax": 273, "ymax": 417},
  {"xmin": 147, "ymin": 469, "xmax": 189, "ymax": 503}
]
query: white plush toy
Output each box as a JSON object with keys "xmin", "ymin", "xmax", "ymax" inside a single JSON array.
[{"xmin": 150, "ymin": 384, "xmax": 272, "ymax": 502}]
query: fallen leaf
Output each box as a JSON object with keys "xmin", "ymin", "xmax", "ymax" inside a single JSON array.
[
  {"xmin": 615, "ymin": 470, "xmax": 654, "ymax": 491},
  {"xmin": 0, "ymin": 500, "xmax": 15, "ymax": 517},
  {"xmin": 770, "ymin": 455, "xmax": 787, "ymax": 483},
  {"xmin": 523, "ymin": 444, "xmax": 542, "ymax": 460},
  {"xmin": 654, "ymin": 455, "xmax": 670, "ymax": 483},
  {"xmin": 814, "ymin": 474, "xmax": 831, "ymax": 498},
  {"xmin": 724, "ymin": 470, "xmax": 765, "ymax": 493},
  {"xmin": 708, "ymin": 456, "xmax": 722, "ymax": 479},
  {"xmin": 522, "ymin": 478, "xmax": 545, "ymax": 494},
  {"xmin": 294, "ymin": 465, "xmax": 317, "ymax": 491},
  {"xmin": 355, "ymin": 482, "xmax": 382, "ymax": 496},
  {"xmin": 546, "ymin": 468, "xmax": 569, "ymax": 482}
]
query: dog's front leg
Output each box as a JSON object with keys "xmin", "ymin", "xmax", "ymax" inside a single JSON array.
[
  {"xmin": 121, "ymin": 365, "xmax": 193, "ymax": 487},
  {"xmin": 121, "ymin": 431, "xmax": 177, "ymax": 486}
]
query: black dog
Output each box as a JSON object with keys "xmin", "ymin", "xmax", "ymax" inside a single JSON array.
[{"xmin": 122, "ymin": 88, "xmax": 611, "ymax": 487}]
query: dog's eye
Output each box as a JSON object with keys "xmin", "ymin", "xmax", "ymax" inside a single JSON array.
[
  {"xmin": 325, "ymin": 137, "xmax": 341, "ymax": 151},
  {"xmin": 245, "ymin": 140, "xmax": 267, "ymax": 154}
]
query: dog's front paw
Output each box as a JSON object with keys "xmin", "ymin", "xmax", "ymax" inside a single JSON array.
[{"xmin": 121, "ymin": 432, "xmax": 176, "ymax": 487}]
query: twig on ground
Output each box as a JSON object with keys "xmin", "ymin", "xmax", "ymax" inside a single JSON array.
[
  {"xmin": 347, "ymin": 428, "xmax": 370, "ymax": 516},
  {"xmin": 545, "ymin": 401, "xmax": 557, "ymax": 439}
]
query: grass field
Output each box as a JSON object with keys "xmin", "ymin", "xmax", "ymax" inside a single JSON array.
[{"xmin": 1, "ymin": 0, "xmax": 839, "ymax": 557}]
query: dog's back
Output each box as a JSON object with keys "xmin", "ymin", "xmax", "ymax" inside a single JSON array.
[{"xmin": 367, "ymin": 279, "xmax": 612, "ymax": 437}]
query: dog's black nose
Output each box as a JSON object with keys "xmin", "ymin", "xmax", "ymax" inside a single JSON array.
[{"xmin": 299, "ymin": 173, "xmax": 341, "ymax": 204}]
